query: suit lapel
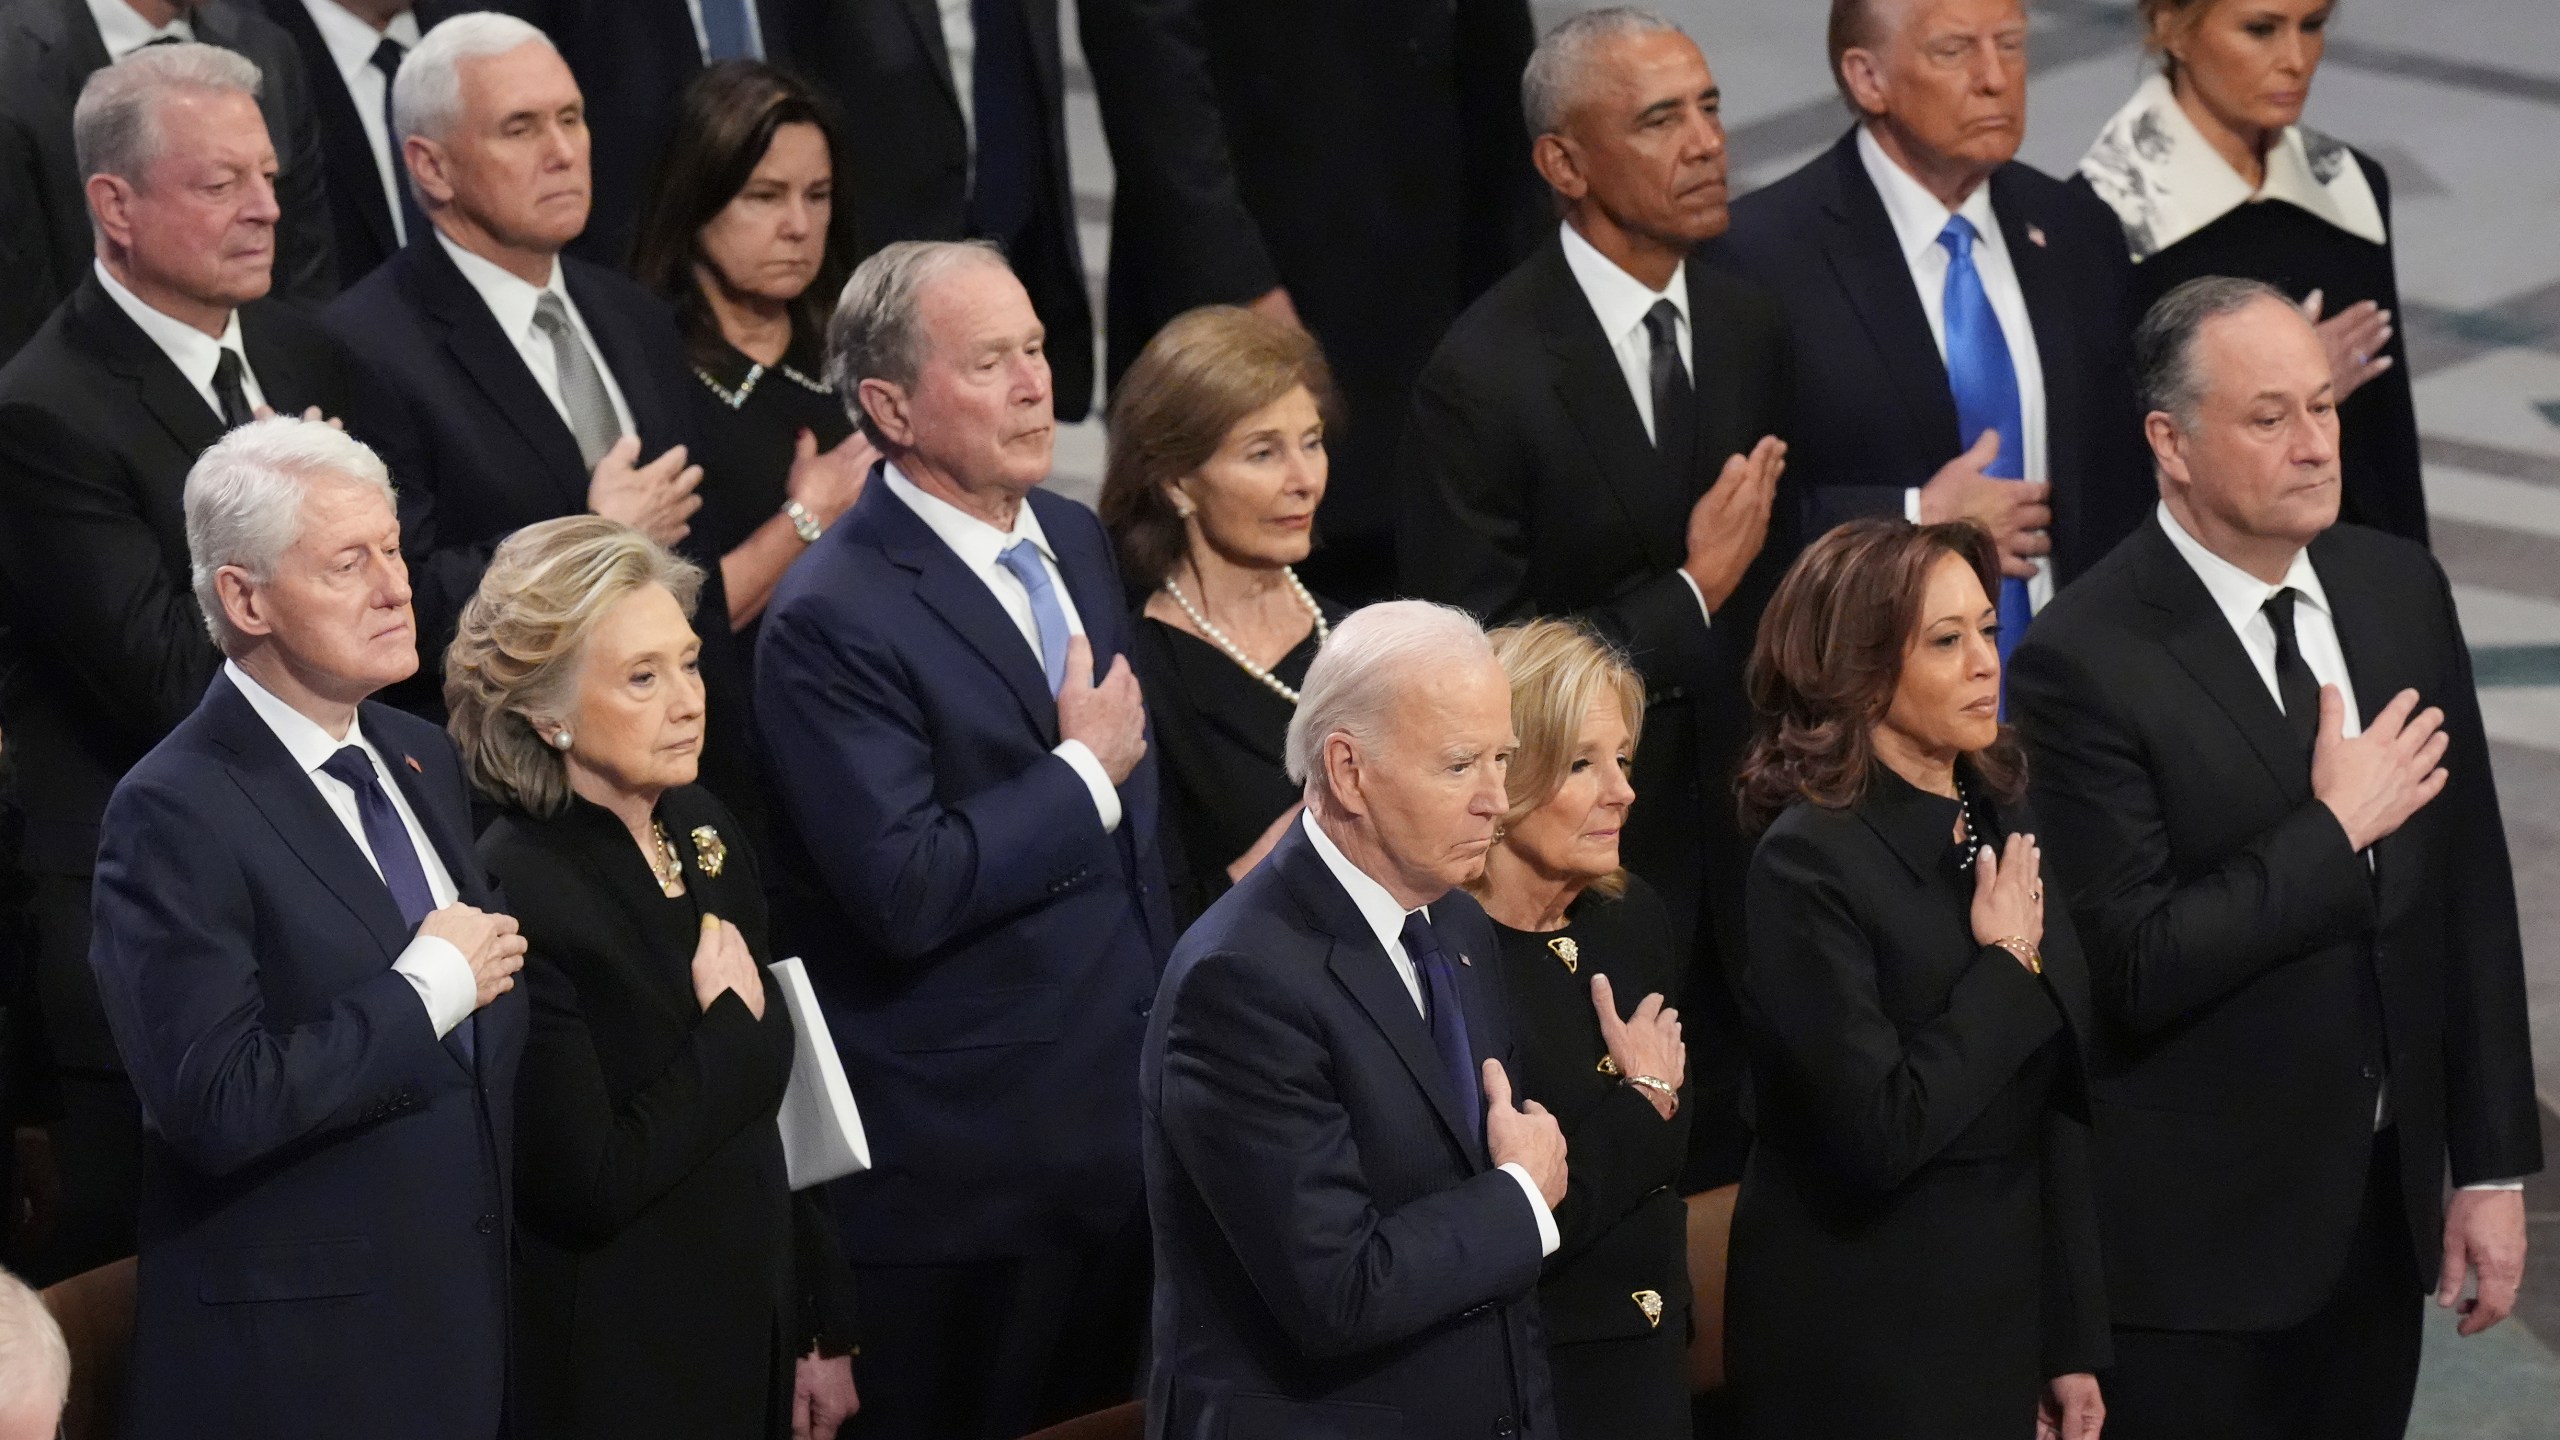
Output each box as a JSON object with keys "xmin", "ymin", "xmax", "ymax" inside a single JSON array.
[
  {"xmin": 70, "ymin": 278, "xmax": 224, "ymax": 458},
  {"xmin": 2133, "ymin": 520, "xmax": 2312, "ymax": 803},
  {"xmin": 1533, "ymin": 241, "xmax": 1685, "ymax": 576},
  {"xmin": 1991, "ymin": 169, "xmax": 2081, "ymax": 544},
  {"xmin": 409, "ymin": 240, "xmax": 591, "ymax": 511},
  {"xmin": 265, "ymin": 0, "xmax": 399, "ymax": 258},
  {"xmin": 565, "ymin": 261, "xmax": 669, "ymax": 449},
  {"xmin": 1815, "ymin": 132, "xmax": 1962, "ymax": 452},
  {"xmin": 865, "ymin": 478, "xmax": 1061, "ymax": 743},
  {"xmin": 205, "ymin": 678, "xmax": 413, "ymax": 964},
  {"xmin": 2312, "ymin": 537, "xmax": 2416, "ymax": 924},
  {"xmin": 240, "ymin": 300, "xmax": 322, "ymax": 415},
  {"xmin": 894, "ymin": 0, "xmax": 963, "ymax": 115}
]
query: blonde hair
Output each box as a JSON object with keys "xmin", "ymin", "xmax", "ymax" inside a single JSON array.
[
  {"xmin": 1099, "ymin": 305, "xmax": 1339, "ymax": 590},
  {"xmin": 443, "ymin": 517, "xmax": 703, "ymax": 816},
  {"xmin": 1481, "ymin": 618, "xmax": 1646, "ymax": 900}
]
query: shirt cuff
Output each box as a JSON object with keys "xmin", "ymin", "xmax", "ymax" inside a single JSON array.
[
  {"xmin": 1904, "ymin": 487, "xmax": 1924, "ymax": 523},
  {"xmin": 2460, "ymin": 1180, "xmax": 2527, "ymax": 1191},
  {"xmin": 1055, "ymin": 740, "xmax": 1123, "ymax": 833},
  {"xmin": 392, "ymin": 934, "xmax": 477, "ymax": 1039},
  {"xmin": 1674, "ymin": 569, "xmax": 1712, "ymax": 628},
  {"xmin": 1498, "ymin": 1161, "xmax": 1561, "ymax": 1258}
]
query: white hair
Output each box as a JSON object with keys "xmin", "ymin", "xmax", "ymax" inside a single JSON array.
[
  {"xmin": 73, "ymin": 42, "xmax": 263, "ymax": 186},
  {"xmin": 185, "ymin": 417, "xmax": 399, "ymax": 656},
  {"xmin": 391, "ymin": 11, "xmax": 555, "ymax": 152},
  {"xmin": 0, "ymin": 1267, "xmax": 67, "ymax": 1425},
  {"xmin": 1521, "ymin": 7, "xmax": 1686, "ymax": 137},
  {"xmin": 1285, "ymin": 601, "xmax": 1498, "ymax": 801},
  {"xmin": 824, "ymin": 239, "xmax": 1013, "ymax": 445}
]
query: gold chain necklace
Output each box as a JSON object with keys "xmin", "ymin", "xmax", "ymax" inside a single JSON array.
[{"xmin": 646, "ymin": 821, "xmax": 685, "ymax": 897}]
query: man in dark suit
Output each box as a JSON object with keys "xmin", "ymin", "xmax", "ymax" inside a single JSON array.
[
  {"xmin": 1717, "ymin": 0, "xmax": 2147, "ymax": 647},
  {"xmin": 322, "ymin": 11, "xmax": 705, "ymax": 708},
  {"xmin": 90, "ymin": 415, "xmax": 528, "ymax": 1439},
  {"xmin": 1144, "ymin": 599, "xmax": 1565, "ymax": 1439},
  {"xmin": 2012, "ymin": 278, "xmax": 2541, "ymax": 1440},
  {"xmin": 1094, "ymin": 0, "xmax": 1544, "ymax": 601},
  {"xmin": 757, "ymin": 239, "xmax": 1176, "ymax": 1439},
  {"xmin": 1399, "ymin": 9, "xmax": 1788, "ymax": 1191},
  {"xmin": 0, "ymin": 41, "xmax": 393, "ymax": 1283},
  {"xmin": 0, "ymin": 0, "xmax": 336, "ymax": 362},
  {"xmin": 255, "ymin": 0, "xmax": 436, "ymax": 285}
]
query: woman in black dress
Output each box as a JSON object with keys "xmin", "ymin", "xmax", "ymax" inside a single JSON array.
[
  {"xmin": 1099, "ymin": 306, "xmax": 1347, "ymax": 924},
  {"xmin": 632, "ymin": 61, "xmax": 875, "ymax": 652},
  {"xmin": 1726, "ymin": 520, "xmax": 2107, "ymax": 1440},
  {"xmin": 445, "ymin": 517, "xmax": 860, "ymax": 1440},
  {"xmin": 2077, "ymin": 0, "xmax": 2425, "ymax": 541},
  {"xmin": 1468, "ymin": 618, "xmax": 1692, "ymax": 1440}
]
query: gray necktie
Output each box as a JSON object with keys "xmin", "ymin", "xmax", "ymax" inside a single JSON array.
[{"xmin": 531, "ymin": 291, "xmax": 621, "ymax": 469}]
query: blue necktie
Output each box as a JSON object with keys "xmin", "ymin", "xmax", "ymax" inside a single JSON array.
[
  {"xmin": 1399, "ymin": 912, "xmax": 1483, "ymax": 1149},
  {"xmin": 696, "ymin": 0, "xmax": 759, "ymax": 60},
  {"xmin": 320, "ymin": 746, "xmax": 472, "ymax": 1059},
  {"xmin": 996, "ymin": 539, "xmax": 1070, "ymax": 694},
  {"xmin": 1939, "ymin": 216, "xmax": 2036, "ymax": 669}
]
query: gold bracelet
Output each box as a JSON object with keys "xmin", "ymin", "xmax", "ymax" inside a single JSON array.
[
  {"xmin": 1625, "ymin": 1074, "xmax": 1680, "ymax": 1115},
  {"xmin": 1990, "ymin": 936, "xmax": 2042, "ymax": 975}
]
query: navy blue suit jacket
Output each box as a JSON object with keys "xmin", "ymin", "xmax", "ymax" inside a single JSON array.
[
  {"xmin": 1142, "ymin": 821, "xmax": 1556, "ymax": 1440},
  {"xmin": 89, "ymin": 673, "xmax": 525, "ymax": 1440},
  {"xmin": 755, "ymin": 476, "xmax": 1175, "ymax": 1264},
  {"xmin": 1714, "ymin": 129, "xmax": 2151, "ymax": 583}
]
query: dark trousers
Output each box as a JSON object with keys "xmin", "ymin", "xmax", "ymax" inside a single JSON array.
[
  {"xmin": 22, "ymin": 875, "xmax": 139, "ymax": 1284},
  {"xmin": 842, "ymin": 1211, "xmax": 1150, "ymax": 1440},
  {"xmin": 2104, "ymin": 1136, "xmax": 2423, "ymax": 1440}
]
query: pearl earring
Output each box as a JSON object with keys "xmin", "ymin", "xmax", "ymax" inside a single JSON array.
[{"xmin": 551, "ymin": 730, "xmax": 574, "ymax": 751}]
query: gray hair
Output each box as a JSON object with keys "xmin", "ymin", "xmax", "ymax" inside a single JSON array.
[
  {"xmin": 2134, "ymin": 275, "xmax": 2296, "ymax": 428},
  {"xmin": 1522, "ymin": 7, "xmax": 1686, "ymax": 137},
  {"xmin": 185, "ymin": 417, "xmax": 399, "ymax": 656},
  {"xmin": 392, "ymin": 12, "xmax": 555, "ymax": 150},
  {"xmin": 824, "ymin": 239, "xmax": 1013, "ymax": 446},
  {"xmin": 0, "ymin": 1267, "xmax": 69, "ymax": 1423},
  {"xmin": 73, "ymin": 42, "xmax": 263, "ymax": 186},
  {"xmin": 1286, "ymin": 601, "xmax": 1499, "ymax": 801}
]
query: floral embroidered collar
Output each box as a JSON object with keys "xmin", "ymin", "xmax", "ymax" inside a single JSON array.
[{"xmin": 2079, "ymin": 71, "xmax": 2387, "ymax": 262}]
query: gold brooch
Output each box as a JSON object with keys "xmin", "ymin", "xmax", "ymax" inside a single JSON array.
[
  {"xmin": 1548, "ymin": 936, "xmax": 1579, "ymax": 974},
  {"xmin": 689, "ymin": 825, "xmax": 727, "ymax": 877},
  {"xmin": 1596, "ymin": 1055, "xmax": 1620, "ymax": 1077},
  {"xmin": 1633, "ymin": 1290, "xmax": 1664, "ymax": 1328}
]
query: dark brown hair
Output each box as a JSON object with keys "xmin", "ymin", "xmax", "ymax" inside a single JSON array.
[
  {"xmin": 629, "ymin": 60, "xmax": 852, "ymax": 369},
  {"xmin": 1099, "ymin": 306, "xmax": 1341, "ymax": 592},
  {"xmin": 1736, "ymin": 518, "xmax": 2027, "ymax": 834}
]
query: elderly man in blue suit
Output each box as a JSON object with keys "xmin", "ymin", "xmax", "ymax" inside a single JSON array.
[
  {"xmin": 1142, "ymin": 600, "xmax": 1569, "ymax": 1440},
  {"xmin": 88, "ymin": 416, "xmax": 528, "ymax": 1440},
  {"xmin": 756, "ymin": 238, "xmax": 1175, "ymax": 1440}
]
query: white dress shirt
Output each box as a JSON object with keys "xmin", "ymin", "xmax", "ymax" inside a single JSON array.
[
  {"xmin": 879, "ymin": 463, "xmax": 1123, "ymax": 832},
  {"xmin": 299, "ymin": 0, "xmax": 423, "ymax": 247},
  {"xmin": 1858, "ymin": 126, "xmax": 2054, "ymax": 614},
  {"xmin": 94, "ymin": 260, "xmax": 270, "ymax": 419},
  {"xmin": 681, "ymin": 0, "xmax": 766, "ymax": 62},
  {"xmin": 433, "ymin": 231, "xmax": 638, "ymax": 444},
  {"xmin": 224, "ymin": 661, "xmax": 479, "ymax": 1039},
  {"xmin": 937, "ymin": 0, "xmax": 979, "ymax": 160},
  {"xmin": 1555, "ymin": 220, "xmax": 1715, "ymax": 629},
  {"xmin": 83, "ymin": 0, "xmax": 188, "ymax": 57},
  {"xmin": 1301, "ymin": 811, "xmax": 1563, "ymax": 1258}
]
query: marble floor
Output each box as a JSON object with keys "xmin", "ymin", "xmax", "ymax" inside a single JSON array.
[{"xmin": 1047, "ymin": 0, "xmax": 2560, "ymax": 1424}]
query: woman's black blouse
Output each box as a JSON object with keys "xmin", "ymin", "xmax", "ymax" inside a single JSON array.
[{"xmin": 687, "ymin": 328, "xmax": 857, "ymax": 602}]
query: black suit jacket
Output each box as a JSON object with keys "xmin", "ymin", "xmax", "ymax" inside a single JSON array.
[
  {"xmin": 255, "ymin": 0, "xmax": 418, "ymax": 286},
  {"xmin": 1398, "ymin": 232, "xmax": 1792, "ymax": 1188},
  {"xmin": 1715, "ymin": 129, "xmax": 2150, "ymax": 583},
  {"xmin": 1142, "ymin": 820, "xmax": 1556, "ymax": 1440},
  {"xmin": 0, "ymin": 274, "xmax": 380, "ymax": 1066},
  {"xmin": 2010, "ymin": 516, "xmax": 2543, "ymax": 1330},
  {"xmin": 90, "ymin": 674, "xmax": 524, "ymax": 1440},
  {"xmin": 0, "ymin": 0, "xmax": 337, "ymax": 362},
  {"xmin": 483, "ymin": 783, "xmax": 856, "ymax": 1439}
]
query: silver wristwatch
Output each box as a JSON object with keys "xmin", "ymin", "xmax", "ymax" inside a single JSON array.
[{"xmin": 783, "ymin": 499, "xmax": 823, "ymax": 544}]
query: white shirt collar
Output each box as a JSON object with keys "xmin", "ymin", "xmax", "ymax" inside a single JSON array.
[
  {"xmin": 300, "ymin": 0, "xmax": 422, "ymax": 83},
  {"xmin": 2155, "ymin": 500, "xmax": 2332, "ymax": 639},
  {"xmin": 2079, "ymin": 71, "xmax": 2385, "ymax": 262},
  {"xmin": 225, "ymin": 659, "xmax": 368, "ymax": 775},
  {"xmin": 434, "ymin": 229, "xmax": 565, "ymax": 342},
  {"xmin": 879, "ymin": 460, "xmax": 1061, "ymax": 572},
  {"xmin": 1558, "ymin": 219, "xmax": 1688, "ymax": 343},
  {"xmin": 1300, "ymin": 810, "xmax": 1430, "ymax": 959},
  {"xmin": 83, "ymin": 0, "xmax": 189, "ymax": 58},
  {"xmin": 92, "ymin": 258, "xmax": 249, "ymax": 394},
  {"xmin": 1857, "ymin": 123, "xmax": 2005, "ymax": 269}
]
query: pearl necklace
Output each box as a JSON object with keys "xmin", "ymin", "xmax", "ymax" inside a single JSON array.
[{"xmin": 1162, "ymin": 568, "xmax": 1329, "ymax": 705}]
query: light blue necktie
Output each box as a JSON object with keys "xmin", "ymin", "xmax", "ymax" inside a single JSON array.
[
  {"xmin": 996, "ymin": 539, "xmax": 1070, "ymax": 695},
  {"xmin": 696, "ymin": 0, "xmax": 760, "ymax": 60},
  {"xmin": 1939, "ymin": 215, "xmax": 2036, "ymax": 671}
]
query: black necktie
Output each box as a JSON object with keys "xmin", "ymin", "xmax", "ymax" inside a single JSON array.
[
  {"xmin": 369, "ymin": 38, "xmax": 427, "ymax": 248},
  {"xmin": 1398, "ymin": 912, "xmax": 1483, "ymax": 1147},
  {"xmin": 967, "ymin": 0, "xmax": 1042, "ymax": 244},
  {"xmin": 2264, "ymin": 588, "xmax": 2322, "ymax": 758},
  {"xmin": 211, "ymin": 347, "xmax": 254, "ymax": 429},
  {"xmin": 1643, "ymin": 298, "xmax": 1695, "ymax": 458}
]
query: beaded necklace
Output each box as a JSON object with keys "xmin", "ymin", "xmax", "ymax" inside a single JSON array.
[{"xmin": 1161, "ymin": 568, "xmax": 1329, "ymax": 704}]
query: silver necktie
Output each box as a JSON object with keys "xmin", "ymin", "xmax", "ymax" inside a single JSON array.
[{"xmin": 531, "ymin": 290, "xmax": 622, "ymax": 469}]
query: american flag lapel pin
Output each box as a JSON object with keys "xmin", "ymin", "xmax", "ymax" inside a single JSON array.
[
  {"xmin": 403, "ymin": 754, "xmax": 423, "ymax": 774},
  {"xmin": 2026, "ymin": 224, "xmax": 2048, "ymax": 249}
]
